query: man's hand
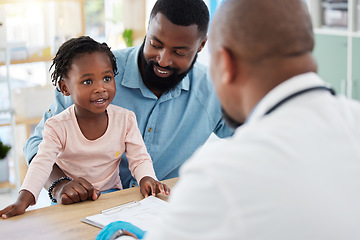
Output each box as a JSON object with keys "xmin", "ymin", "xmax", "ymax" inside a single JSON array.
[
  {"xmin": 139, "ymin": 176, "xmax": 170, "ymax": 197},
  {"xmin": 52, "ymin": 177, "xmax": 101, "ymax": 204},
  {"xmin": 0, "ymin": 190, "xmax": 35, "ymax": 219}
]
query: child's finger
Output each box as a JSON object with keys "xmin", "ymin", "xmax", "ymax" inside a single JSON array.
[
  {"xmin": 1, "ymin": 205, "xmax": 24, "ymax": 219},
  {"xmin": 144, "ymin": 191, "xmax": 149, "ymax": 197},
  {"xmin": 140, "ymin": 182, "xmax": 149, "ymax": 197},
  {"xmin": 77, "ymin": 177, "xmax": 96, "ymax": 200},
  {"xmin": 58, "ymin": 193, "xmax": 72, "ymax": 205},
  {"xmin": 163, "ymin": 184, "xmax": 171, "ymax": 195},
  {"xmin": 92, "ymin": 189, "xmax": 101, "ymax": 200},
  {"xmin": 142, "ymin": 185, "xmax": 149, "ymax": 197},
  {"xmin": 158, "ymin": 183, "xmax": 165, "ymax": 194},
  {"xmin": 149, "ymin": 181, "xmax": 157, "ymax": 196},
  {"xmin": 147, "ymin": 181, "xmax": 157, "ymax": 196},
  {"xmin": 60, "ymin": 190, "xmax": 80, "ymax": 204},
  {"xmin": 0, "ymin": 205, "xmax": 14, "ymax": 219}
]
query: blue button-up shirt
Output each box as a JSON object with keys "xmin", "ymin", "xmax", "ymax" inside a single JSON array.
[{"xmin": 24, "ymin": 46, "xmax": 234, "ymax": 188}]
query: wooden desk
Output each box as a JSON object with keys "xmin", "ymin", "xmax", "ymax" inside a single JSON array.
[{"xmin": 1, "ymin": 177, "xmax": 178, "ymax": 240}]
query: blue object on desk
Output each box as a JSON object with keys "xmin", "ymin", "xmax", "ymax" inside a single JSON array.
[{"xmin": 96, "ymin": 221, "xmax": 146, "ymax": 240}]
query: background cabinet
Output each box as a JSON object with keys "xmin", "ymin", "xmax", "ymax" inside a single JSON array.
[
  {"xmin": 313, "ymin": 34, "xmax": 348, "ymax": 95},
  {"xmin": 352, "ymin": 37, "xmax": 360, "ymax": 99},
  {"xmin": 308, "ymin": 0, "xmax": 360, "ymax": 100}
]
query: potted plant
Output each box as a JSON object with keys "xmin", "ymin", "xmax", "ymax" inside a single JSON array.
[
  {"xmin": 0, "ymin": 140, "xmax": 11, "ymax": 182},
  {"xmin": 122, "ymin": 29, "xmax": 133, "ymax": 47}
]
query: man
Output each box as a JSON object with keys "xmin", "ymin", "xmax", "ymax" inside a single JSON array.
[
  {"xmin": 101, "ymin": 0, "xmax": 360, "ymax": 239},
  {"xmin": 24, "ymin": 0, "xmax": 233, "ymax": 204}
]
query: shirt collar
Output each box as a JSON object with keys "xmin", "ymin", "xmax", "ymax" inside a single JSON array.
[
  {"xmin": 120, "ymin": 45, "xmax": 190, "ymax": 93},
  {"xmin": 121, "ymin": 46, "xmax": 143, "ymax": 89},
  {"xmin": 246, "ymin": 72, "xmax": 326, "ymax": 123}
]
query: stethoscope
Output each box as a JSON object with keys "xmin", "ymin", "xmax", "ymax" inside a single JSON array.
[{"xmin": 264, "ymin": 86, "xmax": 336, "ymax": 115}]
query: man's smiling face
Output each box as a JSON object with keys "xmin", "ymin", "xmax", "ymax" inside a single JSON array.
[{"xmin": 140, "ymin": 12, "xmax": 206, "ymax": 92}]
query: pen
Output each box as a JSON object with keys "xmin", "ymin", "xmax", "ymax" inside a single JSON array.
[{"xmin": 101, "ymin": 201, "xmax": 140, "ymax": 215}]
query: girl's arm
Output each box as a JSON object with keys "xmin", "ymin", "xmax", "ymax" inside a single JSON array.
[
  {"xmin": 0, "ymin": 190, "xmax": 35, "ymax": 219},
  {"xmin": 124, "ymin": 113, "xmax": 169, "ymax": 196}
]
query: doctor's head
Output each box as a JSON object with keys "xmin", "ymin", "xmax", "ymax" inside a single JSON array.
[{"xmin": 209, "ymin": 0, "xmax": 317, "ymax": 127}]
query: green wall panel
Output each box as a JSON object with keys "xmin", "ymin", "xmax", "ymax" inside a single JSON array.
[
  {"xmin": 352, "ymin": 38, "xmax": 360, "ymax": 100},
  {"xmin": 313, "ymin": 34, "xmax": 347, "ymax": 95}
]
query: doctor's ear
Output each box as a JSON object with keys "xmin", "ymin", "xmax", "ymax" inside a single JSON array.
[
  {"xmin": 218, "ymin": 47, "xmax": 237, "ymax": 85},
  {"xmin": 58, "ymin": 80, "xmax": 70, "ymax": 96}
]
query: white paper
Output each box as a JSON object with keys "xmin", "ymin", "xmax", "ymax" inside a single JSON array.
[{"xmin": 82, "ymin": 196, "xmax": 167, "ymax": 231}]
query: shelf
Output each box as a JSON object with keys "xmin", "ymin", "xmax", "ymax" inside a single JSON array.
[
  {"xmin": 351, "ymin": 31, "xmax": 360, "ymax": 38},
  {"xmin": 0, "ymin": 55, "xmax": 53, "ymax": 66},
  {"xmin": 0, "ymin": 180, "xmax": 15, "ymax": 191},
  {"xmin": 322, "ymin": 2, "xmax": 348, "ymax": 9},
  {"xmin": 0, "ymin": 108, "xmax": 12, "ymax": 114},
  {"xmin": 0, "ymin": 0, "xmax": 84, "ymax": 4},
  {"xmin": 314, "ymin": 27, "xmax": 349, "ymax": 36},
  {"xmin": 0, "ymin": 115, "xmax": 42, "ymax": 138}
]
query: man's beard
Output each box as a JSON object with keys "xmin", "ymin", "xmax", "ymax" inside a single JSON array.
[
  {"xmin": 139, "ymin": 42, "xmax": 197, "ymax": 93},
  {"xmin": 222, "ymin": 108, "xmax": 243, "ymax": 129}
]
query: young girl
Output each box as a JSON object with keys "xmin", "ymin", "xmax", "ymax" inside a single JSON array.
[{"xmin": 0, "ymin": 36, "xmax": 169, "ymax": 219}]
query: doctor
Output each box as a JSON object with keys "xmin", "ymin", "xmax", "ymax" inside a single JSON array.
[{"xmin": 99, "ymin": 0, "xmax": 360, "ymax": 239}]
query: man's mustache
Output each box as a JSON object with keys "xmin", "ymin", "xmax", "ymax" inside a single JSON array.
[{"xmin": 149, "ymin": 60, "xmax": 178, "ymax": 73}]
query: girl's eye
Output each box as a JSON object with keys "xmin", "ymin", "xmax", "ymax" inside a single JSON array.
[
  {"xmin": 83, "ymin": 79, "xmax": 92, "ymax": 85},
  {"xmin": 104, "ymin": 76, "xmax": 112, "ymax": 82}
]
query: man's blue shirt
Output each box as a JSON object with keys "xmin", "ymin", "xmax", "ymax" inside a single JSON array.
[{"xmin": 23, "ymin": 46, "xmax": 234, "ymax": 188}]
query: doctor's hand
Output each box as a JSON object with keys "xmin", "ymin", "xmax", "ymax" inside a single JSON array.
[
  {"xmin": 139, "ymin": 176, "xmax": 170, "ymax": 197},
  {"xmin": 52, "ymin": 177, "xmax": 101, "ymax": 205},
  {"xmin": 96, "ymin": 221, "xmax": 145, "ymax": 240}
]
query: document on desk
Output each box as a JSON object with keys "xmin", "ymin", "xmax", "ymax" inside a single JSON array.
[{"xmin": 82, "ymin": 196, "xmax": 168, "ymax": 230}]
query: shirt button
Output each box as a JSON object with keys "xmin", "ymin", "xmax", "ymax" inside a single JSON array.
[
  {"xmin": 131, "ymin": 183, "xmax": 136, "ymax": 187},
  {"xmin": 147, "ymin": 127, "xmax": 152, "ymax": 132}
]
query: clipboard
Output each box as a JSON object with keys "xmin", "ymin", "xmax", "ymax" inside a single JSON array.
[{"xmin": 81, "ymin": 196, "xmax": 168, "ymax": 230}]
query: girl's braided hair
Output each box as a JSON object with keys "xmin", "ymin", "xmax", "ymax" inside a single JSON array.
[{"xmin": 50, "ymin": 36, "xmax": 118, "ymax": 88}]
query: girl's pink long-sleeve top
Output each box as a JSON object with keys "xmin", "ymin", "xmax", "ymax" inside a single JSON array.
[{"xmin": 21, "ymin": 104, "xmax": 157, "ymax": 202}]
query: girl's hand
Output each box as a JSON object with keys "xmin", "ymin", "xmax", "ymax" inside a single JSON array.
[
  {"xmin": 0, "ymin": 190, "xmax": 35, "ymax": 219},
  {"xmin": 139, "ymin": 176, "xmax": 170, "ymax": 197}
]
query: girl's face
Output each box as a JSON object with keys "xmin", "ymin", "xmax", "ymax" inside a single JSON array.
[{"xmin": 59, "ymin": 51, "xmax": 116, "ymax": 118}]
